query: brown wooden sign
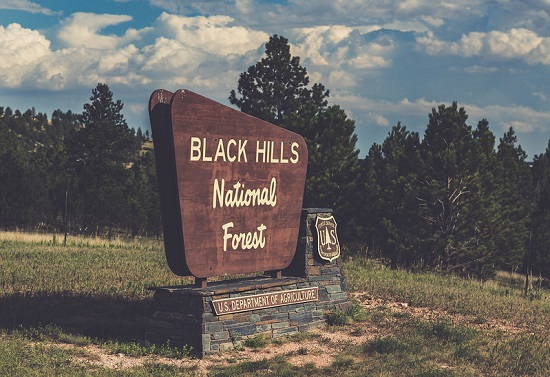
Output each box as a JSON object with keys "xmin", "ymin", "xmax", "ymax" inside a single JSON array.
[
  {"xmin": 149, "ymin": 89, "xmax": 308, "ymax": 278},
  {"xmin": 212, "ymin": 287, "xmax": 318, "ymax": 315}
]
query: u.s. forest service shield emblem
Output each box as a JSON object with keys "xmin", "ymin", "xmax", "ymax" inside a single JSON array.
[{"xmin": 315, "ymin": 214, "xmax": 340, "ymax": 262}]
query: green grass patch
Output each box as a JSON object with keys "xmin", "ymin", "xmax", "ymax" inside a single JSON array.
[
  {"xmin": 327, "ymin": 300, "xmax": 367, "ymax": 326},
  {"xmin": 0, "ymin": 333, "xmax": 95, "ymax": 376},
  {"xmin": 243, "ymin": 334, "xmax": 269, "ymax": 349},
  {"xmin": 363, "ymin": 336, "xmax": 408, "ymax": 354},
  {"xmin": 344, "ymin": 258, "xmax": 550, "ymax": 331},
  {"xmin": 1, "ymin": 238, "xmax": 549, "ymax": 376}
]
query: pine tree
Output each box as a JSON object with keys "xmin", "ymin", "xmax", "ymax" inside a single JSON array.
[
  {"xmin": 0, "ymin": 117, "xmax": 35, "ymax": 227},
  {"xmin": 494, "ymin": 127, "xmax": 533, "ymax": 272},
  {"xmin": 229, "ymin": 35, "xmax": 360, "ymax": 239},
  {"xmin": 126, "ymin": 151, "xmax": 162, "ymax": 237},
  {"xmin": 66, "ymin": 83, "xmax": 138, "ymax": 234},
  {"xmin": 418, "ymin": 103, "xmax": 498, "ymax": 275},
  {"xmin": 229, "ymin": 35, "xmax": 323, "ymax": 126},
  {"xmin": 375, "ymin": 123, "xmax": 423, "ymax": 268},
  {"xmin": 530, "ymin": 145, "xmax": 550, "ymax": 279}
]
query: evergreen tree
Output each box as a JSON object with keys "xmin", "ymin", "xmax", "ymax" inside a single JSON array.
[
  {"xmin": 0, "ymin": 117, "xmax": 35, "ymax": 227},
  {"xmin": 530, "ymin": 145, "xmax": 550, "ymax": 279},
  {"xmin": 45, "ymin": 109, "xmax": 82, "ymax": 230},
  {"xmin": 66, "ymin": 83, "xmax": 138, "ymax": 234},
  {"xmin": 357, "ymin": 143, "xmax": 384, "ymax": 258},
  {"xmin": 494, "ymin": 127, "xmax": 533, "ymax": 272},
  {"xmin": 418, "ymin": 103, "xmax": 497, "ymax": 275},
  {"xmin": 372, "ymin": 123, "xmax": 423, "ymax": 269},
  {"xmin": 230, "ymin": 35, "xmax": 360, "ymax": 238},
  {"xmin": 229, "ymin": 35, "xmax": 325, "ymax": 126},
  {"xmin": 126, "ymin": 151, "xmax": 162, "ymax": 237}
]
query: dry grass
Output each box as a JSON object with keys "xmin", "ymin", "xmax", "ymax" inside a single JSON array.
[{"xmin": 0, "ymin": 230, "xmax": 163, "ymax": 249}]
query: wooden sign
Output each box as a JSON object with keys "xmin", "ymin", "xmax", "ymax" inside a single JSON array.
[
  {"xmin": 149, "ymin": 89, "xmax": 308, "ymax": 278},
  {"xmin": 212, "ymin": 287, "xmax": 318, "ymax": 315}
]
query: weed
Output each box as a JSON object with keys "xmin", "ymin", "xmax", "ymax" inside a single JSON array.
[
  {"xmin": 230, "ymin": 332, "xmax": 244, "ymax": 351},
  {"xmin": 488, "ymin": 333, "xmax": 550, "ymax": 375},
  {"xmin": 349, "ymin": 326, "xmax": 364, "ymax": 336},
  {"xmin": 425, "ymin": 320, "xmax": 477, "ymax": 344},
  {"xmin": 392, "ymin": 311, "xmax": 411, "ymax": 319},
  {"xmin": 363, "ymin": 336, "xmax": 408, "ymax": 354},
  {"xmin": 271, "ymin": 337, "xmax": 286, "ymax": 346},
  {"xmin": 326, "ymin": 300, "xmax": 367, "ymax": 326},
  {"xmin": 137, "ymin": 362, "xmax": 193, "ymax": 376},
  {"xmin": 101, "ymin": 340, "xmax": 192, "ymax": 358},
  {"xmin": 303, "ymin": 362, "xmax": 317, "ymax": 374},
  {"xmin": 326, "ymin": 308, "xmax": 350, "ymax": 326},
  {"xmin": 319, "ymin": 336, "xmax": 332, "ymax": 344},
  {"xmin": 288, "ymin": 330, "xmax": 319, "ymax": 342},
  {"xmin": 332, "ymin": 354, "xmax": 354, "ymax": 369},
  {"xmin": 244, "ymin": 334, "xmax": 269, "ymax": 349},
  {"xmin": 347, "ymin": 300, "xmax": 367, "ymax": 322},
  {"xmin": 210, "ymin": 358, "xmax": 271, "ymax": 377},
  {"xmin": 366, "ymin": 306, "xmax": 392, "ymax": 325},
  {"xmin": 472, "ymin": 316, "xmax": 487, "ymax": 324},
  {"xmin": 454, "ymin": 343, "xmax": 479, "ymax": 361}
]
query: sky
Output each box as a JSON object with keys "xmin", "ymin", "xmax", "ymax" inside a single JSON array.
[{"xmin": 1, "ymin": 0, "xmax": 550, "ymax": 159}]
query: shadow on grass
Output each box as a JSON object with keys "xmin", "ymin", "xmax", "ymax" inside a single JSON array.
[{"xmin": 0, "ymin": 293, "xmax": 152, "ymax": 342}]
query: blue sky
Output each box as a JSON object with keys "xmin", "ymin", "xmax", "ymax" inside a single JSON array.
[{"xmin": 1, "ymin": 0, "xmax": 550, "ymax": 159}]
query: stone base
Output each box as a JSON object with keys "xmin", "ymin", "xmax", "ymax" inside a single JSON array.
[{"xmin": 145, "ymin": 209, "xmax": 350, "ymax": 357}]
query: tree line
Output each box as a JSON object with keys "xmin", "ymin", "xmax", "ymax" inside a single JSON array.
[
  {"xmin": 0, "ymin": 84, "xmax": 161, "ymax": 238},
  {"xmin": 0, "ymin": 35, "xmax": 548, "ymax": 280},
  {"xmin": 229, "ymin": 35, "xmax": 548, "ymax": 281}
]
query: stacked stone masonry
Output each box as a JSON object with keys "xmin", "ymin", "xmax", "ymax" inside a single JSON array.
[{"xmin": 146, "ymin": 209, "xmax": 351, "ymax": 357}]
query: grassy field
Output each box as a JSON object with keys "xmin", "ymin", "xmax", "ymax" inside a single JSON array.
[{"xmin": 0, "ymin": 233, "xmax": 548, "ymax": 376}]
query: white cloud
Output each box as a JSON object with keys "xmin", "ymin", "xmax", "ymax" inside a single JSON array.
[
  {"xmin": 0, "ymin": 23, "xmax": 51, "ymax": 86},
  {"xmin": 141, "ymin": 37, "xmax": 204, "ymax": 76},
  {"xmin": 530, "ymin": 38, "xmax": 550, "ymax": 65},
  {"xmin": 0, "ymin": 11, "xmax": 269, "ymax": 94},
  {"xmin": 326, "ymin": 70, "xmax": 356, "ymax": 89},
  {"xmin": 235, "ymin": 0, "xmax": 254, "ymax": 15},
  {"xmin": 461, "ymin": 65, "xmax": 499, "ymax": 74},
  {"xmin": 0, "ymin": 0, "xmax": 58, "ymax": 15},
  {"xmin": 416, "ymin": 28, "xmax": 550, "ymax": 65},
  {"xmin": 371, "ymin": 113, "xmax": 390, "ymax": 127},
  {"xmin": 332, "ymin": 94, "xmax": 550, "ymax": 134},
  {"xmin": 330, "ymin": 93, "xmax": 550, "ymax": 158},
  {"xmin": 290, "ymin": 25, "xmax": 394, "ymax": 76},
  {"xmin": 147, "ymin": 0, "xmax": 478, "ymax": 35},
  {"xmin": 420, "ymin": 15, "xmax": 444, "ymax": 27},
  {"xmin": 486, "ymin": 28, "xmax": 542, "ymax": 59},
  {"xmin": 57, "ymin": 13, "xmax": 138, "ymax": 49},
  {"xmin": 154, "ymin": 12, "xmax": 268, "ymax": 56},
  {"xmin": 533, "ymin": 91, "xmax": 547, "ymax": 101},
  {"xmin": 97, "ymin": 44, "xmax": 141, "ymax": 76},
  {"xmin": 3, "ymin": 1, "xmax": 550, "ymax": 158},
  {"xmin": 478, "ymin": 104, "xmax": 550, "ymax": 133},
  {"xmin": 504, "ymin": 121, "xmax": 535, "ymax": 133},
  {"xmin": 29, "ymin": 48, "xmax": 97, "ymax": 89}
]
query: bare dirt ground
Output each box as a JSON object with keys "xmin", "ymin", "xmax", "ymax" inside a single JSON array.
[
  {"xmin": 72, "ymin": 324, "xmax": 374, "ymax": 375},
  {"xmin": 65, "ymin": 292, "xmax": 530, "ymax": 375}
]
